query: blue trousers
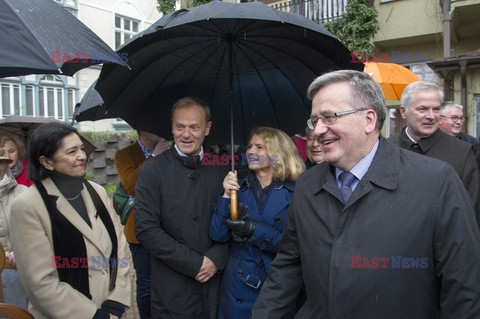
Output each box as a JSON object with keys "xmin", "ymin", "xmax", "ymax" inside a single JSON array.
[{"xmin": 129, "ymin": 243, "xmax": 151, "ymax": 319}]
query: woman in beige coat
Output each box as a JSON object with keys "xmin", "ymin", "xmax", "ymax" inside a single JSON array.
[{"xmin": 10, "ymin": 122, "xmax": 130, "ymax": 319}]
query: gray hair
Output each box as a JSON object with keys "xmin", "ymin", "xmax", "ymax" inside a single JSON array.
[
  {"xmin": 307, "ymin": 70, "xmax": 387, "ymax": 131},
  {"xmin": 440, "ymin": 101, "xmax": 463, "ymax": 115},
  {"xmin": 401, "ymin": 81, "xmax": 444, "ymax": 110}
]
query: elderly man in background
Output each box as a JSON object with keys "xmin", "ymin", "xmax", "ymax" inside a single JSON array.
[
  {"xmin": 439, "ymin": 101, "xmax": 480, "ymax": 168},
  {"xmin": 389, "ymin": 82, "xmax": 480, "ymax": 226},
  {"xmin": 252, "ymin": 70, "xmax": 480, "ymax": 318}
]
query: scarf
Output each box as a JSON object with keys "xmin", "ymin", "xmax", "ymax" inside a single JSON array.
[
  {"xmin": 9, "ymin": 160, "xmax": 23, "ymax": 178},
  {"xmin": 36, "ymin": 178, "xmax": 118, "ymax": 299},
  {"xmin": 0, "ymin": 173, "xmax": 18, "ymax": 196}
]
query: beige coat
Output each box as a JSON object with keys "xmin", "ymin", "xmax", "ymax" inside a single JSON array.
[
  {"xmin": 10, "ymin": 178, "xmax": 131, "ymax": 319},
  {"xmin": 0, "ymin": 178, "xmax": 26, "ymax": 251}
]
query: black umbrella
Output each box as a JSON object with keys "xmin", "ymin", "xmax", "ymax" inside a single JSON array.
[
  {"xmin": 74, "ymin": 0, "xmax": 362, "ymax": 146},
  {"xmin": 0, "ymin": 0, "xmax": 129, "ymax": 78},
  {"xmin": 0, "ymin": 115, "xmax": 96, "ymax": 156}
]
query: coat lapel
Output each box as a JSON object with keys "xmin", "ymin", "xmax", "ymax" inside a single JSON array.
[{"xmin": 42, "ymin": 178, "xmax": 106, "ymax": 254}]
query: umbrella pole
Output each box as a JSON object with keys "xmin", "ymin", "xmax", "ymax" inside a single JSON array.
[{"xmin": 228, "ymin": 39, "xmax": 238, "ymax": 221}]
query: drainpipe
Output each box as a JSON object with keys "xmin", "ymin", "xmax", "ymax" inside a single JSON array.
[
  {"xmin": 442, "ymin": 0, "xmax": 451, "ymax": 58},
  {"xmin": 460, "ymin": 61, "xmax": 467, "ymax": 109}
]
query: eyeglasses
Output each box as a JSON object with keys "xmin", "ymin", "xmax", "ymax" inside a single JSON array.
[
  {"xmin": 307, "ymin": 108, "xmax": 367, "ymax": 129},
  {"xmin": 440, "ymin": 115, "xmax": 466, "ymax": 123}
]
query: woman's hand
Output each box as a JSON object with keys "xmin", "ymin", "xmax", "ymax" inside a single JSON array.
[{"xmin": 222, "ymin": 171, "xmax": 239, "ymax": 198}]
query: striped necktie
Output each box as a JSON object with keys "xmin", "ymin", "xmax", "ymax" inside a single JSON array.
[{"xmin": 339, "ymin": 171, "xmax": 356, "ymax": 203}]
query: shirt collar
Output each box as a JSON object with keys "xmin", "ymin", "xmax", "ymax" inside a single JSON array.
[
  {"xmin": 405, "ymin": 127, "xmax": 417, "ymax": 143},
  {"xmin": 138, "ymin": 139, "xmax": 153, "ymax": 158},
  {"xmin": 174, "ymin": 144, "xmax": 204, "ymax": 160},
  {"xmin": 335, "ymin": 138, "xmax": 380, "ymax": 184}
]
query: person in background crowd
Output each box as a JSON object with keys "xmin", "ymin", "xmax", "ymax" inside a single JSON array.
[
  {"xmin": 0, "ymin": 150, "xmax": 28, "ymax": 310},
  {"xmin": 439, "ymin": 101, "xmax": 480, "ymax": 169},
  {"xmin": 0, "ymin": 133, "xmax": 33, "ymax": 186},
  {"xmin": 134, "ymin": 97, "xmax": 229, "ymax": 318},
  {"xmin": 292, "ymin": 131, "xmax": 307, "ymax": 162},
  {"xmin": 210, "ymin": 126, "xmax": 305, "ymax": 319},
  {"xmin": 305, "ymin": 127, "xmax": 324, "ymax": 168},
  {"xmin": 115, "ymin": 130, "xmax": 170, "ymax": 319},
  {"xmin": 10, "ymin": 122, "xmax": 130, "ymax": 319},
  {"xmin": 389, "ymin": 82, "xmax": 480, "ymax": 226},
  {"xmin": 252, "ymin": 70, "xmax": 480, "ymax": 318}
]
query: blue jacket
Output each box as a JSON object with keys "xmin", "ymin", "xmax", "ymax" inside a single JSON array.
[{"xmin": 209, "ymin": 177, "xmax": 295, "ymax": 319}]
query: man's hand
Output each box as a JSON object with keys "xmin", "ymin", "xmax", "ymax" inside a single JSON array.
[
  {"xmin": 195, "ymin": 256, "xmax": 218, "ymax": 283},
  {"xmin": 152, "ymin": 138, "xmax": 170, "ymax": 156}
]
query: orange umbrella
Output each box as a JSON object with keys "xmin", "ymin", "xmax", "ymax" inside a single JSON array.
[{"xmin": 364, "ymin": 62, "xmax": 421, "ymax": 100}]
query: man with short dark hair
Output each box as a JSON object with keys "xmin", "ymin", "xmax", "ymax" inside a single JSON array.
[
  {"xmin": 389, "ymin": 82, "xmax": 480, "ymax": 225},
  {"xmin": 252, "ymin": 70, "xmax": 480, "ymax": 318},
  {"xmin": 115, "ymin": 130, "xmax": 169, "ymax": 319},
  {"xmin": 135, "ymin": 97, "xmax": 229, "ymax": 318}
]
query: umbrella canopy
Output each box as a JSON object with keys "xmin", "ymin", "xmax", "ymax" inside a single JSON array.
[
  {"xmin": 0, "ymin": 115, "xmax": 95, "ymax": 156},
  {"xmin": 75, "ymin": 0, "xmax": 362, "ymax": 145},
  {"xmin": 364, "ymin": 62, "xmax": 421, "ymax": 100},
  {"xmin": 0, "ymin": 0, "xmax": 129, "ymax": 78}
]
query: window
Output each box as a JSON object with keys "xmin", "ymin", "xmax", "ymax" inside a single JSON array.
[
  {"xmin": 115, "ymin": 15, "xmax": 139, "ymax": 49},
  {"xmin": 0, "ymin": 82, "xmax": 21, "ymax": 117},
  {"xmin": 38, "ymin": 75, "xmax": 75, "ymax": 120}
]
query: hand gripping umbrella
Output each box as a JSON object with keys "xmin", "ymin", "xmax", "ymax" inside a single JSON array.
[
  {"xmin": 0, "ymin": 0, "xmax": 129, "ymax": 77},
  {"xmin": 75, "ymin": 0, "xmax": 362, "ymax": 218}
]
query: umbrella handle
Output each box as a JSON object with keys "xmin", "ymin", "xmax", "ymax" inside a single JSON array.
[{"xmin": 230, "ymin": 190, "xmax": 238, "ymax": 220}]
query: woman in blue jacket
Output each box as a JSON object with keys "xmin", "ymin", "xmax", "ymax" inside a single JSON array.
[{"xmin": 210, "ymin": 127, "xmax": 305, "ymax": 319}]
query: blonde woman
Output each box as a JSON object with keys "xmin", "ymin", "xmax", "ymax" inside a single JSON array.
[{"xmin": 209, "ymin": 126, "xmax": 305, "ymax": 319}]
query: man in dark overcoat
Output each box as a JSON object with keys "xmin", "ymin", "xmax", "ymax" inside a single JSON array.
[
  {"xmin": 252, "ymin": 70, "xmax": 480, "ymax": 318},
  {"xmin": 135, "ymin": 97, "xmax": 229, "ymax": 318},
  {"xmin": 389, "ymin": 82, "xmax": 480, "ymax": 226}
]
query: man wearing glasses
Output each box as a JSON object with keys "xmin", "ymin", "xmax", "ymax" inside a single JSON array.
[
  {"xmin": 389, "ymin": 82, "xmax": 480, "ymax": 226},
  {"xmin": 253, "ymin": 70, "xmax": 480, "ymax": 318},
  {"xmin": 439, "ymin": 101, "xmax": 480, "ymax": 168}
]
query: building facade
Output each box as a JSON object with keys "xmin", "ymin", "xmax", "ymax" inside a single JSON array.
[{"xmin": 0, "ymin": 0, "xmax": 162, "ymax": 131}]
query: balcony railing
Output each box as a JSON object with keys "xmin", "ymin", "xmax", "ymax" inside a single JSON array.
[{"xmin": 270, "ymin": 0, "xmax": 348, "ymax": 24}]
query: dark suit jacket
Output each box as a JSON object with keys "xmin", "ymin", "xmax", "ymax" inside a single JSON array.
[
  {"xmin": 252, "ymin": 138, "xmax": 480, "ymax": 318},
  {"xmin": 389, "ymin": 128, "xmax": 480, "ymax": 226},
  {"xmin": 457, "ymin": 131, "xmax": 480, "ymax": 169}
]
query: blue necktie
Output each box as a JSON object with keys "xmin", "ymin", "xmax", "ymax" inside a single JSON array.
[{"xmin": 340, "ymin": 171, "xmax": 356, "ymax": 203}]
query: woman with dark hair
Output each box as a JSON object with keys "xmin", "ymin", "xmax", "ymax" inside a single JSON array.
[
  {"xmin": 209, "ymin": 127, "xmax": 305, "ymax": 319},
  {"xmin": 9, "ymin": 122, "xmax": 130, "ymax": 319},
  {"xmin": 0, "ymin": 133, "xmax": 33, "ymax": 186}
]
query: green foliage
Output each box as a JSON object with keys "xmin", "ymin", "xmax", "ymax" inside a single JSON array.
[
  {"xmin": 84, "ymin": 172, "xmax": 94, "ymax": 181},
  {"xmin": 191, "ymin": 0, "xmax": 210, "ymax": 7},
  {"xmin": 324, "ymin": 0, "xmax": 379, "ymax": 55},
  {"xmin": 104, "ymin": 182, "xmax": 118, "ymax": 196},
  {"xmin": 157, "ymin": 0, "xmax": 176, "ymax": 14}
]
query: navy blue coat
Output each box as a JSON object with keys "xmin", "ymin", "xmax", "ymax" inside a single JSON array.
[{"xmin": 209, "ymin": 177, "xmax": 295, "ymax": 319}]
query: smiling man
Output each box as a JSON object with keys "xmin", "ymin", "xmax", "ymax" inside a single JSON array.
[
  {"xmin": 389, "ymin": 82, "xmax": 480, "ymax": 225},
  {"xmin": 252, "ymin": 70, "xmax": 480, "ymax": 318},
  {"xmin": 134, "ymin": 97, "xmax": 229, "ymax": 318}
]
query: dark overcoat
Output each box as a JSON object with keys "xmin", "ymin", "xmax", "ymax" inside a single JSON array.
[
  {"xmin": 209, "ymin": 178, "xmax": 295, "ymax": 319},
  {"xmin": 389, "ymin": 127, "xmax": 480, "ymax": 225},
  {"xmin": 252, "ymin": 138, "xmax": 480, "ymax": 318},
  {"xmin": 135, "ymin": 147, "xmax": 229, "ymax": 318}
]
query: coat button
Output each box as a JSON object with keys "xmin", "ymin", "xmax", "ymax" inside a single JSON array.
[
  {"xmin": 236, "ymin": 297, "xmax": 243, "ymax": 303},
  {"xmin": 237, "ymin": 269, "xmax": 243, "ymax": 276},
  {"xmin": 101, "ymin": 269, "xmax": 107, "ymax": 275},
  {"xmin": 274, "ymin": 217, "xmax": 281, "ymax": 224}
]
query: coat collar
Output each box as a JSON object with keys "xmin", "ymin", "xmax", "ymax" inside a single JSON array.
[
  {"xmin": 40, "ymin": 178, "xmax": 107, "ymax": 254},
  {"xmin": 400, "ymin": 127, "xmax": 445, "ymax": 153},
  {"xmin": 312, "ymin": 138, "xmax": 399, "ymax": 206}
]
